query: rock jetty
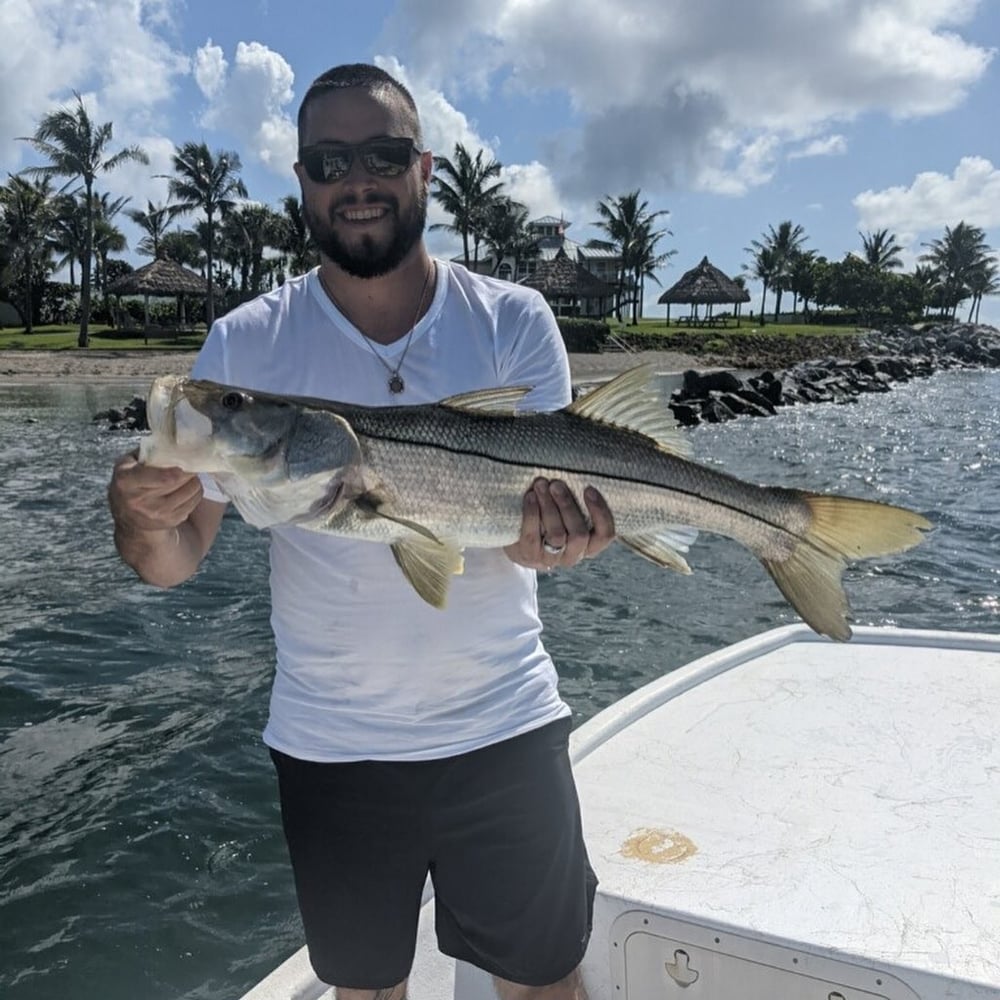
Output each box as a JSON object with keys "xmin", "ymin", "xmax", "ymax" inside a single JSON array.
[{"xmin": 668, "ymin": 322, "xmax": 1000, "ymax": 427}]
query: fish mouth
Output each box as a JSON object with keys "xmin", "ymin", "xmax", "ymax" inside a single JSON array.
[
  {"xmin": 141, "ymin": 376, "xmax": 217, "ymax": 470},
  {"xmin": 145, "ymin": 376, "xmax": 178, "ymax": 442}
]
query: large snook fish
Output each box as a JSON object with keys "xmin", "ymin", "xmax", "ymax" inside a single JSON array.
[{"xmin": 139, "ymin": 366, "xmax": 931, "ymax": 641}]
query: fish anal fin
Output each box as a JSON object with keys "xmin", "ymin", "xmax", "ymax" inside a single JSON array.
[
  {"xmin": 619, "ymin": 524, "xmax": 698, "ymax": 574},
  {"xmin": 391, "ymin": 536, "xmax": 465, "ymax": 608},
  {"xmin": 440, "ymin": 385, "xmax": 532, "ymax": 413},
  {"xmin": 568, "ymin": 364, "xmax": 692, "ymax": 457}
]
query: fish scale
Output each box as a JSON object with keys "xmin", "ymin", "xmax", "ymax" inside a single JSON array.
[{"xmin": 140, "ymin": 365, "xmax": 932, "ymax": 640}]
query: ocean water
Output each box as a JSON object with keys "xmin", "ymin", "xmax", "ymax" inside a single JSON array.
[{"xmin": 0, "ymin": 370, "xmax": 997, "ymax": 999}]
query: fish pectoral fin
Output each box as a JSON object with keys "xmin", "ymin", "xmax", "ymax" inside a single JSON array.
[
  {"xmin": 568, "ymin": 364, "xmax": 693, "ymax": 458},
  {"xmin": 619, "ymin": 525, "xmax": 698, "ymax": 574},
  {"xmin": 354, "ymin": 494, "xmax": 443, "ymax": 544},
  {"xmin": 391, "ymin": 536, "xmax": 465, "ymax": 609},
  {"xmin": 440, "ymin": 385, "xmax": 532, "ymax": 413}
]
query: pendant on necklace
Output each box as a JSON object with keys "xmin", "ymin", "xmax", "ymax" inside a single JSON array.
[{"xmin": 388, "ymin": 373, "xmax": 405, "ymax": 394}]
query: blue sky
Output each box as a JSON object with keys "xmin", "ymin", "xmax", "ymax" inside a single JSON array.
[{"xmin": 2, "ymin": 0, "xmax": 998, "ymax": 323}]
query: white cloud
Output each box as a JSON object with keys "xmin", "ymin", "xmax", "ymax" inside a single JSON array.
[
  {"xmin": 0, "ymin": 0, "xmax": 188, "ymax": 171},
  {"xmin": 194, "ymin": 42, "xmax": 228, "ymax": 100},
  {"xmin": 854, "ymin": 157, "xmax": 1000, "ymax": 244},
  {"xmin": 383, "ymin": 0, "xmax": 992, "ymax": 201},
  {"xmin": 789, "ymin": 135, "xmax": 848, "ymax": 159},
  {"xmin": 194, "ymin": 40, "xmax": 298, "ymax": 177}
]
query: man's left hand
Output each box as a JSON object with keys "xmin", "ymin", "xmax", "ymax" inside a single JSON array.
[{"xmin": 504, "ymin": 478, "xmax": 615, "ymax": 570}]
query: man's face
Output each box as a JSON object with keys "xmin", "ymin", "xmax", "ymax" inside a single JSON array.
[{"xmin": 295, "ymin": 88, "xmax": 430, "ymax": 279}]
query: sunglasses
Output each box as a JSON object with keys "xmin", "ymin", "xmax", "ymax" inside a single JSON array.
[{"xmin": 298, "ymin": 137, "xmax": 422, "ymax": 184}]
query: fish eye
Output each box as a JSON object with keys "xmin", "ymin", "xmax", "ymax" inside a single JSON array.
[{"xmin": 221, "ymin": 392, "xmax": 245, "ymax": 411}]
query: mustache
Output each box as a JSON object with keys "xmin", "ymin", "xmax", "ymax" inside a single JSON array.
[{"xmin": 330, "ymin": 193, "xmax": 399, "ymax": 215}]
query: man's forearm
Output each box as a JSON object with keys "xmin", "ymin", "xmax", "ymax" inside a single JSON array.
[{"xmin": 114, "ymin": 520, "xmax": 207, "ymax": 588}]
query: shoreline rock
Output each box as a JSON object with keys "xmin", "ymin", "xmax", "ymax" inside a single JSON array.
[
  {"xmin": 89, "ymin": 322, "xmax": 999, "ymax": 431},
  {"xmin": 667, "ymin": 322, "xmax": 1000, "ymax": 427}
]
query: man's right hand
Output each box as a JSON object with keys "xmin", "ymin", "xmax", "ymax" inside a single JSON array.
[
  {"xmin": 108, "ymin": 451, "xmax": 225, "ymax": 587},
  {"xmin": 109, "ymin": 450, "xmax": 205, "ymax": 534}
]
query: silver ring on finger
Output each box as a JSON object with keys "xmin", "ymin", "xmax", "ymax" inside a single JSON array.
[{"xmin": 542, "ymin": 540, "xmax": 566, "ymax": 557}]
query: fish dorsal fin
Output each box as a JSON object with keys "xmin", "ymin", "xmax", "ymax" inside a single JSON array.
[
  {"xmin": 440, "ymin": 385, "xmax": 532, "ymax": 413},
  {"xmin": 568, "ymin": 364, "xmax": 692, "ymax": 457},
  {"xmin": 391, "ymin": 536, "xmax": 465, "ymax": 608}
]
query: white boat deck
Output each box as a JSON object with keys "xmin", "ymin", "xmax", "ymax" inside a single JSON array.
[{"xmin": 242, "ymin": 625, "xmax": 1000, "ymax": 999}]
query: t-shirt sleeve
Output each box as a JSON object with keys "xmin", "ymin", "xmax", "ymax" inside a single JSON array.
[{"xmin": 497, "ymin": 289, "xmax": 572, "ymax": 412}]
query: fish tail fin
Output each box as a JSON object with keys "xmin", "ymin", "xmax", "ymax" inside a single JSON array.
[{"xmin": 763, "ymin": 495, "xmax": 932, "ymax": 642}]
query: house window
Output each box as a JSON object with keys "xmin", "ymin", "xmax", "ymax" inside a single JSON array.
[{"xmin": 498, "ymin": 263, "xmax": 512, "ymax": 281}]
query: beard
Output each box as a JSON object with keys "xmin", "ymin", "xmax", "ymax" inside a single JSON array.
[{"xmin": 304, "ymin": 186, "xmax": 428, "ymax": 279}]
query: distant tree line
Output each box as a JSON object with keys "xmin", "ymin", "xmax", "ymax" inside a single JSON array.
[
  {"xmin": 743, "ymin": 220, "xmax": 998, "ymax": 327},
  {"xmin": 2, "ymin": 94, "xmax": 997, "ymax": 345}
]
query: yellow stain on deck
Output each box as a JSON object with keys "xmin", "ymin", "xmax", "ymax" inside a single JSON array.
[{"xmin": 621, "ymin": 827, "xmax": 698, "ymax": 864}]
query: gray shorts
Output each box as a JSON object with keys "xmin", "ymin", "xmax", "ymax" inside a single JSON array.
[{"xmin": 270, "ymin": 716, "xmax": 597, "ymax": 990}]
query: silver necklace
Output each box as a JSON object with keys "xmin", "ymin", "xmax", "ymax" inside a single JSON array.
[{"xmin": 320, "ymin": 263, "xmax": 434, "ymax": 395}]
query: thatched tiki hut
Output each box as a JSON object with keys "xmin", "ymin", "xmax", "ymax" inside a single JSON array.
[
  {"xmin": 107, "ymin": 259, "xmax": 211, "ymax": 341},
  {"xmin": 519, "ymin": 253, "xmax": 614, "ymax": 318},
  {"xmin": 658, "ymin": 256, "xmax": 751, "ymax": 327}
]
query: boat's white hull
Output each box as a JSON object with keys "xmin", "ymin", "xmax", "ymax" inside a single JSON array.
[{"xmin": 243, "ymin": 625, "xmax": 1000, "ymax": 999}]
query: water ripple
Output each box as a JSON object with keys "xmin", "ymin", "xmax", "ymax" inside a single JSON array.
[{"xmin": 1, "ymin": 372, "xmax": 997, "ymax": 999}]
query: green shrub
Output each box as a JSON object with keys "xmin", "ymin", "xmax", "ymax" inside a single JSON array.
[{"xmin": 556, "ymin": 317, "xmax": 610, "ymax": 353}]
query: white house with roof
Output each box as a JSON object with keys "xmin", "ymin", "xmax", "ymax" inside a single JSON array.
[{"xmin": 453, "ymin": 215, "xmax": 623, "ymax": 317}]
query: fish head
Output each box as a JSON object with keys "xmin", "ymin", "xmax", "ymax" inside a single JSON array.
[{"xmin": 141, "ymin": 375, "xmax": 303, "ymax": 480}]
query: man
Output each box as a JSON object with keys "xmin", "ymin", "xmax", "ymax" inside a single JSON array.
[{"xmin": 108, "ymin": 63, "xmax": 614, "ymax": 999}]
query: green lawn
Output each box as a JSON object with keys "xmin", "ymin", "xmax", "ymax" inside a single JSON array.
[{"xmin": 0, "ymin": 325, "xmax": 206, "ymax": 351}]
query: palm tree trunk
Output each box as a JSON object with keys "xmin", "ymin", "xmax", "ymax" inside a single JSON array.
[
  {"xmin": 24, "ymin": 260, "xmax": 34, "ymax": 335},
  {"xmin": 205, "ymin": 212, "xmax": 215, "ymax": 329},
  {"xmin": 79, "ymin": 180, "xmax": 93, "ymax": 347}
]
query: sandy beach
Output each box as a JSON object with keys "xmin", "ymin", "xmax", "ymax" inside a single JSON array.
[{"xmin": 0, "ymin": 347, "xmax": 709, "ymax": 385}]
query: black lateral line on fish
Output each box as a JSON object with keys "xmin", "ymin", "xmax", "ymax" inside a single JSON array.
[{"xmin": 355, "ymin": 427, "xmax": 824, "ymax": 549}]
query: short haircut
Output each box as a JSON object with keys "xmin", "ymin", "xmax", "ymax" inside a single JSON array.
[{"xmin": 297, "ymin": 63, "xmax": 422, "ymax": 148}]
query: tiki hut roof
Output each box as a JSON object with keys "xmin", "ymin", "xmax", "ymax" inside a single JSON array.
[
  {"xmin": 658, "ymin": 256, "xmax": 750, "ymax": 306},
  {"xmin": 520, "ymin": 256, "xmax": 613, "ymax": 298},
  {"xmin": 107, "ymin": 258, "xmax": 210, "ymax": 297}
]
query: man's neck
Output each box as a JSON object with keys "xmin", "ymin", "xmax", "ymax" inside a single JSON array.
[{"xmin": 319, "ymin": 249, "xmax": 435, "ymax": 345}]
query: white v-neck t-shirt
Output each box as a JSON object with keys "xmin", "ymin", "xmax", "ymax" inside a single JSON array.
[{"xmin": 191, "ymin": 260, "xmax": 573, "ymax": 761}]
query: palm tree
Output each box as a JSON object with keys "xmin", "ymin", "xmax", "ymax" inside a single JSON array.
[
  {"xmin": 159, "ymin": 229, "xmax": 204, "ymax": 271},
  {"xmin": 479, "ymin": 197, "xmax": 533, "ymax": 276},
  {"xmin": 787, "ymin": 250, "xmax": 818, "ymax": 317},
  {"xmin": 743, "ymin": 244, "xmax": 780, "ymax": 324},
  {"xmin": 858, "ymin": 229, "xmax": 904, "ymax": 271},
  {"xmin": 163, "ymin": 142, "xmax": 247, "ymax": 329},
  {"xmin": 593, "ymin": 190, "xmax": 670, "ymax": 322},
  {"xmin": 919, "ymin": 221, "xmax": 992, "ymax": 320},
  {"xmin": 430, "ymin": 143, "xmax": 504, "ymax": 269},
  {"xmin": 965, "ymin": 256, "xmax": 999, "ymax": 324},
  {"xmin": 625, "ymin": 219, "xmax": 675, "ymax": 325},
  {"xmin": 91, "ymin": 192, "xmax": 130, "ymax": 298},
  {"xmin": 274, "ymin": 194, "xmax": 319, "ymax": 279},
  {"xmin": 746, "ymin": 220, "xmax": 809, "ymax": 321},
  {"xmin": 219, "ymin": 203, "xmax": 285, "ymax": 296},
  {"xmin": 126, "ymin": 200, "xmax": 174, "ymax": 259},
  {"xmin": 0, "ymin": 175, "xmax": 56, "ymax": 333},
  {"xmin": 48, "ymin": 192, "xmax": 88, "ymax": 289},
  {"xmin": 18, "ymin": 93, "xmax": 148, "ymax": 346}
]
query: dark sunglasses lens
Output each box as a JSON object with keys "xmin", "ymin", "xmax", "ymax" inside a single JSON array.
[
  {"xmin": 302, "ymin": 147, "xmax": 352, "ymax": 183},
  {"xmin": 361, "ymin": 140, "xmax": 415, "ymax": 176}
]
